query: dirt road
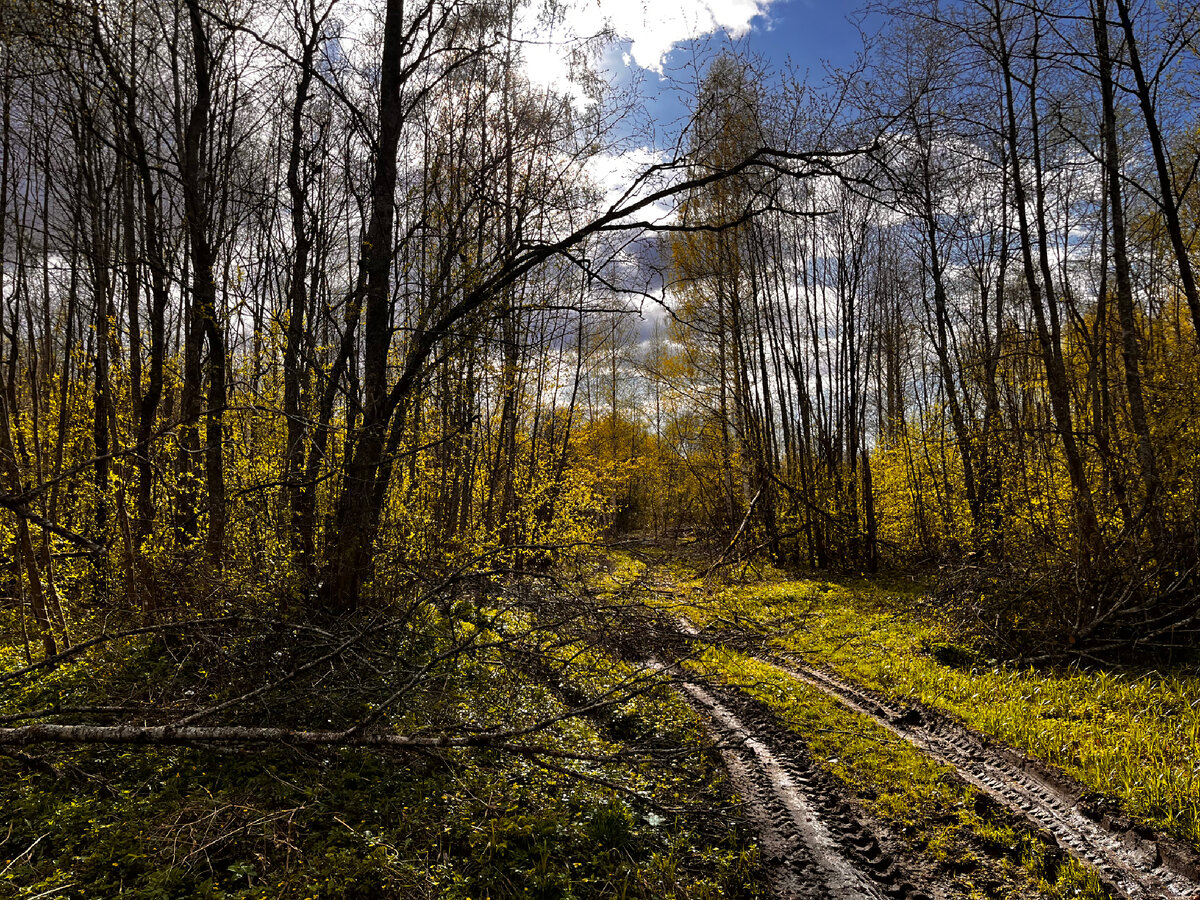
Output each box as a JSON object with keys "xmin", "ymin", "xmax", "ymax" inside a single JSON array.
[
  {"xmin": 653, "ymin": 613, "xmax": 1200, "ymax": 900},
  {"xmin": 681, "ymin": 677, "xmax": 933, "ymax": 900}
]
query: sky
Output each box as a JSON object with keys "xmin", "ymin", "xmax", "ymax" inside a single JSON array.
[
  {"xmin": 520, "ymin": 0, "xmax": 877, "ymax": 119},
  {"xmin": 719, "ymin": 0, "xmax": 875, "ymax": 77},
  {"xmin": 518, "ymin": 0, "xmax": 879, "ymax": 222},
  {"xmin": 514, "ymin": 0, "xmax": 881, "ymax": 333}
]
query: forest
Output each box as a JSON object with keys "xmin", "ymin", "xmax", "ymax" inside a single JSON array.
[{"xmin": 1, "ymin": 0, "xmax": 1200, "ymax": 897}]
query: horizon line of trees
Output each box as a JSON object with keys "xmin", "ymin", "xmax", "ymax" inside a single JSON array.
[
  {"xmin": 651, "ymin": 0, "xmax": 1200, "ymax": 653},
  {"xmin": 1, "ymin": 0, "xmax": 1198, "ymax": 658}
]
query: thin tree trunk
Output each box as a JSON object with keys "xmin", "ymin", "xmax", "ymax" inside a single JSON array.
[
  {"xmin": 1113, "ymin": 0, "xmax": 1200, "ymax": 341},
  {"xmin": 326, "ymin": 0, "xmax": 427, "ymax": 612},
  {"xmin": 993, "ymin": 2, "xmax": 1103, "ymax": 560},
  {"xmin": 182, "ymin": 0, "xmax": 225, "ymax": 564},
  {"xmin": 1095, "ymin": 0, "xmax": 1162, "ymax": 547}
]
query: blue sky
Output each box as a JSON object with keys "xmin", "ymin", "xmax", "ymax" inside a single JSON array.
[
  {"xmin": 573, "ymin": 0, "xmax": 880, "ymax": 328},
  {"xmin": 590, "ymin": 0, "xmax": 879, "ymax": 145},
  {"xmin": 520, "ymin": 0, "xmax": 877, "ymax": 116},
  {"xmin": 739, "ymin": 0, "xmax": 875, "ymax": 75}
]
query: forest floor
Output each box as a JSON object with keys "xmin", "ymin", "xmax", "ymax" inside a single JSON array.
[
  {"xmin": 609, "ymin": 546, "xmax": 1200, "ymax": 900},
  {"xmin": 3, "ymin": 547, "xmax": 1200, "ymax": 898}
]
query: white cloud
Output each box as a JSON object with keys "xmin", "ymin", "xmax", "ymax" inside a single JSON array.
[
  {"xmin": 590, "ymin": 147, "xmax": 664, "ymax": 201},
  {"xmin": 587, "ymin": 146, "xmax": 677, "ymax": 224},
  {"xmin": 518, "ymin": 0, "xmax": 774, "ymax": 96},
  {"xmin": 610, "ymin": 0, "xmax": 771, "ymax": 72}
]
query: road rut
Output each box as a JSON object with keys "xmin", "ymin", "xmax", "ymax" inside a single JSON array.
[
  {"xmin": 687, "ymin": 679, "xmax": 902, "ymax": 899},
  {"xmin": 765, "ymin": 654, "xmax": 1200, "ymax": 900},
  {"xmin": 661, "ymin": 609, "xmax": 1200, "ymax": 898}
]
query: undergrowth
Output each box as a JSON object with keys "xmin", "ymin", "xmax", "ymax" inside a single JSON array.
[{"xmin": 0, "ymin": 582, "xmax": 764, "ymax": 899}]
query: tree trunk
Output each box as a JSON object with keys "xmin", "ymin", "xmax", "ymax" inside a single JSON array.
[
  {"xmin": 1095, "ymin": 0, "xmax": 1162, "ymax": 548},
  {"xmin": 1113, "ymin": 0, "xmax": 1200, "ymax": 342},
  {"xmin": 993, "ymin": 3, "xmax": 1103, "ymax": 561},
  {"xmin": 182, "ymin": 0, "xmax": 225, "ymax": 564},
  {"xmin": 325, "ymin": 0, "xmax": 416, "ymax": 612}
]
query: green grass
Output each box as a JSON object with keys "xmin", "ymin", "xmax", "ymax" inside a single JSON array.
[
  {"xmin": 0, "ymin": 599, "xmax": 763, "ymax": 899},
  {"xmin": 693, "ymin": 646, "xmax": 1112, "ymax": 900},
  {"xmin": 681, "ymin": 573, "xmax": 1200, "ymax": 849}
]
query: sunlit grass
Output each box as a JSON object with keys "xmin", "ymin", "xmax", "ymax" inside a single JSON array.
[
  {"xmin": 687, "ymin": 574, "xmax": 1200, "ymax": 848},
  {"xmin": 695, "ymin": 647, "xmax": 1111, "ymax": 900}
]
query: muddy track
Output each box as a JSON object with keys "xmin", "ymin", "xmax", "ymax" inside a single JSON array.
[
  {"xmin": 655, "ymin": 607, "xmax": 1200, "ymax": 899},
  {"xmin": 678, "ymin": 676, "xmax": 935, "ymax": 900},
  {"xmin": 758, "ymin": 653, "xmax": 1200, "ymax": 900},
  {"xmin": 605, "ymin": 577, "xmax": 1200, "ymax": 898}
]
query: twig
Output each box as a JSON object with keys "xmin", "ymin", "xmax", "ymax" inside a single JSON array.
[{"xmin": 0, "ymin": 833, "xmax": 47, "ymax": 877}]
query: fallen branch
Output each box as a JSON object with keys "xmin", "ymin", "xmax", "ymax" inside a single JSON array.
[
  {"xmin": 0, "ymin": 617, "xmax": 245, "ymax": 685},
  {"xmin": 704, "ymin": 487, "xmax": 761, "ymax": 579},
  {"xmin": 0, "ymin": 497, "xmax": 103, "ymax": 553},
  {"xmin": 0, "ymin": 724, "xmax": 649, "ymax": 757}
]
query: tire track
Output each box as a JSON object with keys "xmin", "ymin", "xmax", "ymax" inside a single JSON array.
[
  {"xmin": 684, "ymin": 679, "xmax": 887, "ymax": 899},
  {"xmin": 635, "ymin": 585, "xmax": 1200, "ymax": 898},
  {"xmin": 658, "ymin": 658, "xmax": 935, "ymax": 900},
  {"xmin": 764, "ymin": 654, "xmax": 1200, "ymax": 900}
]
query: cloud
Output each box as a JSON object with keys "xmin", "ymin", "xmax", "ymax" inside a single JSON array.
[
  {"xmin": 518, "ymin": 0, "xmax": 774, "ymax": 97},
  {"xmin": 587, "ymin": 146, "xmax": 677, "ymax": 224},
  {"xmin": 609, "ymin": 0, "xmax": 772, "ymax": 72}
]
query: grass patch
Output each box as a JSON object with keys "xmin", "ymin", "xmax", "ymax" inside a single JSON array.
[
  {"xmin": 682, "ymin": 572, "xmax": 1200, "ymax": 849},
  {"xmin": 694, "ymin": 647, "xmax": 1112, "ymax": 900}
]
